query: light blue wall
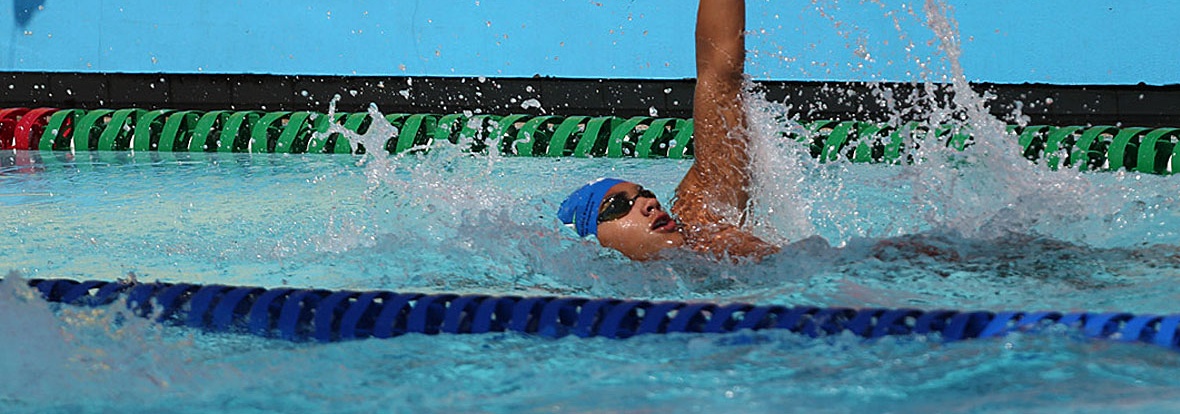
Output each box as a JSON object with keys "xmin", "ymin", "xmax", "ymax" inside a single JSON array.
[{"xmin": 2, "ymin": 0, "xmax": 1177, "ymax": 85}]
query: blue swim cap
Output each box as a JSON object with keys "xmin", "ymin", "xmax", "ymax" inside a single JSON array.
[{"xmin": 558, "ymin": 178, "xmax": 626, "ymax": 237}]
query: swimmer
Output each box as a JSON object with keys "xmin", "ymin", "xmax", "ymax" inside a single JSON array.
[{"xmin": 559, "ymin": 0, "xmax": 779, "ymax": 261}]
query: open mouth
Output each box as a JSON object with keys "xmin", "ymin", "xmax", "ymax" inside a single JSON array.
[{"xmin": 650, "ymin": 213, "xmax": 677, "ymax": 232}]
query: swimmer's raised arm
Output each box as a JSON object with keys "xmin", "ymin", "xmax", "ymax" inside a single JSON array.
[
  {"xmin": 558, "ymin": 0, "xmax": 776, "ymax": 261},
  {"xmin": 672, "ymin": 0, "xmax": 778, "ymax": 259},
  {"xmin": 677, "ymin": 0, "xmax": 750, "ymax": 215}
]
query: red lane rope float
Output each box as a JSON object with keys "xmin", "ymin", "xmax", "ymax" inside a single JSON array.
[
  {"xmin": 0, "ymin": 107, "xmax": 31, "ymax": 150},
  {"xmin": 21, "ymin": 278, "xmax": 1180, "ymax": 351},
  {"xmin": 11, "ymin": 108, "xmax": 58, "ymax": 151}
]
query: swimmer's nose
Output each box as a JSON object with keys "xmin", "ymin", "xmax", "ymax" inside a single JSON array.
[{"xmin": 639, "ymin": 196, "xmax": 661, "ymax": 215}]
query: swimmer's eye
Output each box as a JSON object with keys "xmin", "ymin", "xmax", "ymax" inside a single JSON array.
[{"xmin": 598, "ymin": 187, "xmax": 657, "ymax": 223}]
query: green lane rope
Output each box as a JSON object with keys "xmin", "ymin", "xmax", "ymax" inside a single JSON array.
[
  {"xmin": 95, "ymin": 108, "xmax": 143, "ymax": 151},
  {"xmin": 513, "ymin": 114, "xmax": 559, "ymax": 156},
  {"xmin": 307, "ymin": 112, "xmax": 345, "ymax": 154},
  {"xmin": 219, "ymin": 111, "xmax": 261, "ymax": 153},
  {"xmin": 4, "ymin": 107, "xmax": 1180, "ymax": 175},
  {"xmin": 39, "ymin": 109, "xmax": 84, "ymax": 151},
  {"xmin": 1139, "ymin": 128, "xmax": 1180, "ymax": 174},
  {"xmin": 73, "ymin": 108, "xmax": 114, "ymax": 151},
  {"xmin": 576, "ymin": 116, "xmax": 618, "ymax": 157},
  {"xmin": 158, "ymin": 110, "xmax": 200, "ymax": 152},
  {"xmin": 820, "ymin": 121, "xmax": 857, "ymax": 162},
  {"xmin": 1107, "ymin": 127, "xmax": 1149, "ymax": 172},
  {"xmin": 396, "ymin": 113, "xmax": 439, "ymax": 154},
  {"xmin": 1044, "ymin": 125, "xmax": 1084, "ymax": 170},
  {"xmin": 252, "ymin": 111, "xmax": 289, "ymax": 153},
  {"xmin": 276, "ymin": 111, "xmax": 316, "ymax": 153},
  {"xmin": 852, "ymin": 122, "xmax": 893, "ymax": 162},
  {"xmin": 489, "ymin": 113, "xmax": 530, "ymax": 156},
  {"xmin": 132, "ymin": 109, "xmax": 171, "ymax": 152},
  {"xmin": 189, "ymin": 110, "xmax": 231, "ymax": 152},
  {"xmin": 547, "ymin": 115, "xmax": 587, "ymax": 157},
  {"xmin": 1073, "ymin": 126, "xmax": 1119, "ymax": 172}
]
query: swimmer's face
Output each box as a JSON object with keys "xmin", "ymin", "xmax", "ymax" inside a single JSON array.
[{"xmin": 595, "ymin": 182, "xmax": 685, "ymax": 260}]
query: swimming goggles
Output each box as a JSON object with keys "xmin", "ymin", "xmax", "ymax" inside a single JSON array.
[{"xmin": 597, "ymin": 187, "xmax": 657, "ymax": 223}]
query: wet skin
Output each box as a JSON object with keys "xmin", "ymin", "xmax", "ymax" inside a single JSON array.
[
  {"xmin": 595, "ymin": 182, "xmax": 685, "ymax": 261},
  {"xmin": 585, "ymin": 0, "xmax": 778, "ymax": 262}
]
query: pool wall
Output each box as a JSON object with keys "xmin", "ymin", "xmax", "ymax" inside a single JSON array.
[
  {"xmin": 1, "ymin": 1, "xmax": 1178, "ymax": 126},
  {"xmin": 1, "ymin": 75, "xmax": 1177, "ymax": 127},
  {"xmin": 3, "ymin": 0, "xmax": 1178, "ymax": 85}
]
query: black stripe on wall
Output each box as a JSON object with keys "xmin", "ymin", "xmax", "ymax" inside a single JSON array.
[{"xmin": 1, "ymin": 72, "xmax": 1177, "ymax": 127}]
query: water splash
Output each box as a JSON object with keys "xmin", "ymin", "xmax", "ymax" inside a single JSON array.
[
  {"xmin": 744, "ymin": 0, "xmax": 1125, "ymax": 246},
  {"xmin": 0, "ymin": 272, "xmax": 200, "ymax": 405},
  {"xmin": 902, "ymin": 0, "xmax": 1100, "ymax": 239},
  {"xmin": 745, "ymin": 86, "xmax": 817, "ymax": 245},
  {"xmin": 281, "ymin": 1, "xmax": 1180, "ymax": 303},
  {"xmin": 317, "ymin": 97, "xmax": 632, "ymax": 293}
]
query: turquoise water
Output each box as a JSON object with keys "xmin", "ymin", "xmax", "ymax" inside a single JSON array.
[
  {"xmin": 5, "ymin": 0, "xmax": 1179, "ymax": 411},
  {"xmin": 3, "ymin": 132, "xmax": 1180, "ymax": 412}
]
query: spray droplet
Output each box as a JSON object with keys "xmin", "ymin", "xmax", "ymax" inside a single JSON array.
[{"xmin": 521, "ymin": 98, "xmax": 542, "ymax": 110}]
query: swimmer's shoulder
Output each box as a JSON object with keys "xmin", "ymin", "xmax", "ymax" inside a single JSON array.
[
  {"xmin": 672, "ymin": 183, "xmax": 778, "ymax": 261},
  {"xmin": 688, "ymin": 225, "xmax": 779, "ymax": 261}
]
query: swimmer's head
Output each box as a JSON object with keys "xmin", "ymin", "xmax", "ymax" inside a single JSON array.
[{"xmin": 558, "ymin": 178, "xmax": 685, "ymax": 260}]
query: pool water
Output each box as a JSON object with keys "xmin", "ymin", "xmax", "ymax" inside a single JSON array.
[
  {"xmin": 4, "ymin": 0, "xmax": 1180, "ymax": 411},
  {"xmin": 3, "ymin": 117, "xmax": 1180, "ymax": 412}
]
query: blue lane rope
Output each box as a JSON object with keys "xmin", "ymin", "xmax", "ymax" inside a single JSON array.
[{"xmin": 21, "ymin": 278, "xmax": 1180, "ymax": 350}]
